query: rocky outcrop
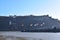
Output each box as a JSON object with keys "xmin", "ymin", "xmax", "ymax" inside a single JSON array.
[{"xmin": 0, "ymin": 15, "xmax": 60, "ymax": 32}]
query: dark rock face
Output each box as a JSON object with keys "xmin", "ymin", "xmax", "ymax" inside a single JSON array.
[{"xmin": 0, "ymin": 15, "xmax": 60, "ymax": 32}]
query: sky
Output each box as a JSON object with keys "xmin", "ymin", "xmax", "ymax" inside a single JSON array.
[{"xmin": 0, "ymin": 0, "xmax": 60, "ymax": 20}]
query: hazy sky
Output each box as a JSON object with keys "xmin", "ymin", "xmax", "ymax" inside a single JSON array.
[{"xmin": 0, "ymin": 0, "xmax": 60, "ymax": 19}]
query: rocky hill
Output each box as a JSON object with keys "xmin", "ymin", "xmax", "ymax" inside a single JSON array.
[{"xmin": 0, "ymin": 15, "xmax": 60, "ymax": 32}]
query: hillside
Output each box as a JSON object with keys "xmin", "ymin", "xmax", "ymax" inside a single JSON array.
[{"xmin": 0, "ymin": 15, "xmax": 60, "ymax": 32}]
